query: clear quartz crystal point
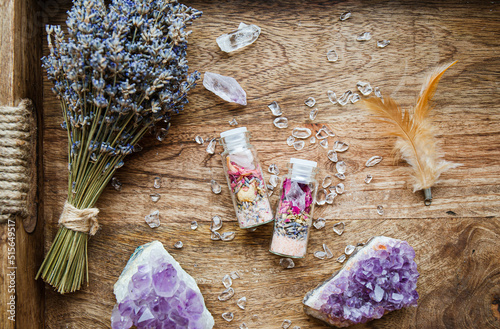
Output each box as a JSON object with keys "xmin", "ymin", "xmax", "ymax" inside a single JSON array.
[
  {"xmin": 211, "ymin": 215, "xmax": 223, "ymax": 231},
  {"xmin": 111, "ymin": 177, "xmax": 122, "ymax": 191},
  {"xmin": 336, "ymin": 161, "xmax": 346, "ymax": 174},
  {"xmin": 154, "ymin": 176, "xmax": 161, "ymax": 189},
  {"xmin": 377, "ymin": 205, "xmax": 384, "ymax": 216},
  {"xmin": 365, "ymin": 174, "xmax": 373, "ymax": 184},
  {"xmin": 203, "ymin": 72, "xmax": 247, "ymax": 105},
  {"xmin": 292, "ymin": 127, "xmax": 312, "ymax": 139},
  {"xmin": 269, "ymin": 175, "xmax": 279, "ymax": 187},
  {"xmin": 229, "ymin": 118, "xmax": 238, "ymax": 126},
  {"xmin": 366, "ymin": 156, "xmax": 383, "ymax": 167},
  {"xmin": 350, "ymin": 93, "xmax": 361, "ymax": 103},
  {"xmin": 356, "ymin": 32, "xmax": 372, "ymax": 41},
  {"xmin": 320, "ymin": 139, "xmax": 328, "ymax": 149},
  {"xmin": 287, "ymin": 136, "xmax": 295, "ymax": 146},
  {"xmin": 323, "ymin": 125, "xmax": 335, "ymax": 136},
  {"xmin": 268, "ymin": 101, "xmax": 282, "ymax": 116},
  {"xmin": 309, "ymin": 108, "xmax": 319, "ymax": 120},
  {"xmin": 345, "ymin": 244, "xmax": 356, "ymax": 255},
  {"xmin": 374, "ymin": 87, "xmax": 383, "ymax": 99},
  {"xmin": 326, "ymin": 49, "xmax": 339, "ymax": 62},
  {"xmin": 333, "ymin": 141, "xmax": 349, "ymax": 152},
  {"xmin": 314, "ymin": 250, "xmax": 327, "ymax": 260},
  {"xmin": 211, "ymin": 231, "xmax": 222, "ymax": 240},
  {"xmin": 313, "ymin": 218, "xmax": 326, "ymax": 229},
  {"xmin": 335, "ymin": 183, "xmax": 345, "ymax": 194},
  {"xmin": 327, "ymin": 150, "xmax": 338, "ymax": 162},
  {"xmin": 322, "ymin": 175, "xmax": 333, "ymax": 188},
  {"xmin": 316, "ymin": 128, "xmax": 329, "ymax": 140},
  {"xmin": 218, "ymin": 287, "xmax": 235, "ymax": 301},
  {"xmin": 293, "ymin": 140, "xmax": 305, "ymax": 151},
  {"xmin": 280, "ymin": 258, "xmax": 295, "ymax": 269},
  {"xmin": 337, "ymin": 254, "xmax": 347, "ymax": 263},
  {"xmin": 145, "ymin": 210, "xmax": 160, "ymax": 228},
  {"xmin": 356, "ymin": 81, "xmax": 373, "ymax": 96},
  {"xmin": 323, "ymin": 244, "xmax": 334, "ymax": 259},
  {"xmin": 211, "ymin": 179, "xmax": 222, "ymax": 194},
  {"xmin": 195, "ymin": 135, "xmax": 204, "ymax": 145},
  {"xmin": 377, "ymin": 40, "xmax": 391, "ymax": 48},
  {"xmin": 222, "ymin": 274, "xmax": 232, "ymax": 288},
  {"xmin": 174, "ymin": 241, "xmax": 183, "ymax": 249},
  {"xmin": 339, "ymin": 11, "xmax": 352, "ymax": 21},
  {"xmin": 268, "ymin": 163, "xmax": 280, "ymax": 175},
  {"xmin": 310, "ymin": 136, "xmax": 316, "ymax": 144},
  {"xmin": 216, "ymin": 22, "xmax": 261, "ymax": 53},
  {"xmin": 327, "ymin": 90, "xmax": 337, "ymax": 104},
  {"xmin": 191, "ymin": 221, "xmax": 198, "ymax": 230},
  {"xmin": 282, "ymin": 320, "xmax": 292, "ymax": 329},
  {"xmin": 240, "ymin": 323, "xmax": 248, "ymax": 329},
  {"xmin": 274, "ymin": 117, "xmax": 289, "ymax": 129},
  {"xmin": 150, "ymin": 193, "xmax": 161, "ymax": 202},
  {"xmin": 230, "ymin": 271, "xmax": 240, "ymax": 279},
  {"xmin": 316, "ymin": 189, "xmax": 327, "ymax": 205},
  {"xmin": 222, "ymin": 312, "xmax": 234, "ymax": 322},
  {"xmin": 206, "ymin": 138, "xmax": 217, "ymax": 154},
  {"xmin": 335, "ymin": 173, "xmax": 346, "ymax": 180},
  {"xmin": 237, "ymin": 296, "xmax": 247, "ymax": 310},
  {"xmin": 305, "ymin": 97, "xmax": 316, "ymax": 107},
  {"xmin": 338, "ymin": 90, "xmax": 352, "ymax": 106},
  {"xmin": 326, "ymin": 192, "xmax": 337, "ymax": 204},
  {"xmin": 221, "ymin": 231, "xmax": 236, "ymax": 241},
  {"xmin": 333, "ymin": 221, "xmax": 345, "ymax": 235}
]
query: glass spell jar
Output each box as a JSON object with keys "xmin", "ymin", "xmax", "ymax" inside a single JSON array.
[
  {"xmin": 270, "ymin": 158, "xmax": 318, "ymax": 258},
  {"xmin": 220, "ymin": 127, "xmax": 274, "ymax": 229}
]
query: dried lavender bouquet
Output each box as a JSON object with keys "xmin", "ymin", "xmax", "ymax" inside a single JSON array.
[{"xmin": 36, "ymin": 0, "xmax": 202, "ymax": 294}]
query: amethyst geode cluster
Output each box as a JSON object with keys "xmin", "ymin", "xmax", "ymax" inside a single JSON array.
[
  {"xmin": 111, "ymin": 241, "xmax": 214, "ymax": 329},
  {"xmin": 303, "ymin": 236, "xmax": 419, "ymax": 327}
]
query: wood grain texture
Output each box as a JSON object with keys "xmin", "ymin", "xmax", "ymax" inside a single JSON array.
[{"xmin": 37, "ymin": 0, "xmax": 500, "ymax": 328}]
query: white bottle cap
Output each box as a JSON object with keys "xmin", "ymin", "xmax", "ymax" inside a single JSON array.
[
  {"xmin": 290, "ymin": 158, "xmax": 317, "ymax": 168},
  {"xmin": 220, "ymin": 127, "xmax": 247, "ymax": 139}
]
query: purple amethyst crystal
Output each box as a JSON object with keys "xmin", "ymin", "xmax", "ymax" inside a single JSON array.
[
  {"xmin": 111, "ymin": 241, "xmax": 214, "ymax": 329},
  {"xmin": 302, "ymin": 236, "xmax": 419, "ymax": 327}
]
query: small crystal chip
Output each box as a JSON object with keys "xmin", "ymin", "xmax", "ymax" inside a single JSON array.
[
  {"xmin": 274, "ymin": 117, "xmax": 289, "ymax": 129},
  {"xmin": 211, "ymin": 179, "xmax": 222, "ymax": 194},
  {"xmin": 377, "ymin": 40, "xmax": 391, "ymax": 48},
  {"xmin": 310, "ymin": 136, "xmax": 316, "ymax": 144},
  {"xmin": 111, "ymin": 177, "xmax": 122, "ymax": 191},
  {"xmin": 309, "ymin": 108, "xmax": 319, "ymax": 120},
  {"xmin": 286, "ymin": 136, "xmax": 295, "ymax": 146},
  {"xmin": 313, "ymin": 218, "xmax": 326, "ymax": 229},
  {"xmin": 377, "ymin": 205, "xmax": 384, "ymax": 216},
  {"xmin": 322, "ymin": 175, "xmax": 333, "ymax": 188},
  {"xmin": 211, "ymin": 215, "xmax": 223, "ymax": 231},
  {"xmin": 336, "ymin": 183, "xmax": 345, "ymax": 194},
  {"xmin": 335, "ymin": 173, "xmax": 346, "ymax": 180},
  {"xmin": 333, "ymin": 141, "xmax": 349, "ymax": 152},
  {"xmin": 268, "ymin": 101, "xmax": 282, "ymax": 116},
  {"xmin": 240, "ymin": 323, "xmax": 248, "ymax": 329},
  {"xmin": 345, "ymin": 244, "xmax": 356, "ymax": 255},
  {"xmin": 282, "ymin": 319, "xmax": 292, "ymax": 329},
  {"xmin": 366, "ymin": 156, "xmax": 383, "ymax": 167},
  {"xmin": 326, "ymin": 49, "xmax": 339, "ymax": 62},
  {"xmin": 280, "ymin": 258, "xmax": 295, "ymax": 269},
  {"xmin": 218, "ymin": 287, "xmax": 235, "ymax": 301},
  {"xmin": 365, "ymin": 174, "xmax": 373, "ymax": 184},
  {"xmin": 292, "ymin": 127, "xmax": 312, "ymax": 139},
  {"xmin": 326, "ymin": 192, "xmax": 337, "ymax": 204},
  {"xmin": 237, "ymin": 296, "xmax": 247, "ymax": 310},
  {"xmin": 293, "ymin": 326, "xmax": 301, "ymax": 329},
  {"xmin": 267, "ymin": 184, "xmax": 274, "ymax": 192},
  {"xmin": 327, "ymin": 90, "xmax": 337, "ymax": 104},
  {"xmin": 230, "ymin": 271, "xmax": 240, "ymax": 279},
  {"xmin": 222, "ymin": 312, "xmax": 234, "ymax": 322},
  {"xmin": 145, "ymin": 210, "xmax": 160, "ymax": 228},
  {"xmin": 339, "ymin": 11, "xmax": 351, "ymax": 21},
  {"xmin": 174, "ymin": 241, "xmax": 183, "ymax": 249},
  {"xmin": 374, "ymin": 87, "xmax": 383, "ymax": 99},
  {"xmin": 333, "ymin": 221, "xmax": 345, "ymax": 235},
  {"xmin": 305, "ymin": 97, "xmax": 316, "ymax": 107},
  {"xmin": 327, "ymin": 150, "xmax": 338, "ymax": 162},
  {"xmin": 150, "ymin": 193, "xmax": 161, "ymax": 202},
  {"xmin": 319, "ymin": 139, "xmax": 328, "ymax": 149},
  {"xmin": 216, "ymin": 23, "xmax": 261, "ymax": 53},
  {"xmin": 206, "ymin": 138, "xmax": 217, "ymax": 154},
  {"xmin": 316, "ymin": 189, "xmax": 327, "ymax": 206},
  {"xmin": 338, "ymin": 90, "xmax": 353, "ymax": 106},
  {"xmin": 221, "ymin": 231, "xmax": 236, "ymax": 241},
  {"xmin": 191, "ymin": 221, "xmax": 198, "ymax": 230},
  {"xmin": 336, "ymin": 161, "xmax": 347, "ymax": 174},
  {"xmin": 323, "ymin": 125, "xmax": 335, "ymax": 136},
  {"xmin": 222, "ymin": 274, "xmax": 232, "ymax": 288},
  {"xmin": 323, "ymin": 244, "xmax": 334, "ymax": 259},
  {"xmin": 153, "ymin": 176, "xmax": 161, "ymax": 189},
  {"xmin": 350, "ymin": 93, "xmax": 361, "ymax": 103},
  {"xmin": 314, "ymin": 250, "xmax": 327, "ymax": 260},
  {"xmin": 268, "ymin": 163, "xmax": 280, "ymax": 175},
  {"xmin": 337, "ymin": 254, "xmax": 347, "ymax": 263},
  {"xmin": 356, "ymin": 81, "xmax": 373, "ymax": 96},
  {"xmin": 195, "ymin": 135, "xmax": 204, "ymax": 145},
  {"xmin": 229, "ymin": 118, "xmax": 238, "ymax": 126},
  {"xmin": 356, "ymin": 32, "xmax": 372, "ymax": 41},
  {"xmin": 211, "ymin": 231, "xmax": 222, "ymax": 241},
  {"xmin": 269, "ymin": 175, "xmax": 279, "ymax": 188},
  {"xmin": 316, "ymin": 128, "xmax": 329, "ymax": 140},
  {"xmin": 293, "ymin": 140, "xmax": 305, "ymax": 151}
]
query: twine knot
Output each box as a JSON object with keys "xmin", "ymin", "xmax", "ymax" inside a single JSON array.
[{"xmin": 58, "ymin": 201, "xmax": 100, "ymax": 235}]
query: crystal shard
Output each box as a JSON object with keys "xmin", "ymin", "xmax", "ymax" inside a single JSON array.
[
  {"xmin": 326, "ymin": 192, "xmax": 337, "ymax": 204},
  {"xmin": 305, "ymin": 97, "xmax": 316, "ymax": 107},
  {"xmin": 268, "ymin": 101, "xmax": 282, "ymax": 116},
  {"xmin": 287, "ymin": 136, "xmax": 295, "ymax": 146},
  {"xmin": 365, "ymin": 174, "xmax": 373, "ymax": 184},
  {"xmin": 366, "ymin": 156, "xmax": 383, "ymax": 167},
  {"xmin": 203, "ymin": 72, "xmax": 247, "ymax": 105},
  {"xmin": 211, "ymin": 215, "xmax": 223, "ymax": 231},
  {"xmin": 229, "ymin": 118, "xmax": 238, "ymax": 126},
  {"xmin": 237, "ymin": 296, "xmax": 247, "ymax": 309},
  {"xmin": 218, "ymin": 287, "xmax": 235, "ymax": 301},
  {"xmin": 112, "ymin": 241, "xmax": 214, "ymax": 329},
  {"xmin": 309, "ymin": 108, "xmax": 319, "ymax": 120},
  {"xmin": 195, "ymin": 136, "xmax": 204, "ymax": 145},
  {"xmin": 314, "ymin": 250, "xmax": 327, "ymax": 260},
  {"xmin": 377, "ymin": 205, "xmax": 384, "ymax": 216},
  {"xmin": 274, "ymin": 117, "xmax": 289, "ymax": 129},
  {"xmin": 280, "ymin": 258, "xmax": 295, "ymax": 269},
  {"xmin": 216, "ymin": 23, "xmax": 261, "ymax": 53},
  {"xmin": 268, "ymin": 163, "xmax": 280, "ymax": 175},
  {"xmin": 206, "ymin": 138, "xmax": 217, "ymax": 154},
  {"xmin": 221, "ymin": 312, "xmax": 234, "ymax": 322},
  {"xmin": 337, "ymin": 254, "xmax": 347, "ymax": 263},
  {"xmin": 327, "ymin": 90, "xmax": 337, "ymax": 104},
  {"xmin": 323, "ymin": 244, "xmax": 334, "ymax": 259},
  {"xmin": 111, "ymin": 177, "xmax": 122, "ymax": 191},
  {"xmin": 327, "ymin": 150, "xmax": 338, "ymax": 162},
  {"xmin": 322, "ymin": 175, "xmax": 333, "ymax": 188},
  {"xmin": 313, "ymin": 218, "xmax": 326, "ymax": 230},
  {"xmin": 293, "ymin": 140, "xmax": 305, "ymax": 151},
  {"xmin": 282, "ymin": 319, "xmax": 292, "ymax": 328},
  {"xmin": 292, "ymin": 127, "xmax": 312, "ymax": 139},
  {"xmin": 335, "ymin": 183, "xmax": 345, "ymax": 194},
  {"xmin": 338, "ymin": 90, "xmax": 352, "ymax": 106},
  {"xmin": 154, "ymin": 176, "xmax": 161, "ymax": 189},
  {"xmin": 374, "ymin": 87, "xmax": 382, "ymax": 99},
  {"xmin": 221, "ymin": 231, "xmax": 236, "ymax": 241},
  {"xmin": 377, "ymin": 40, "xmax": 390, "ymax": 48},
  {"xmin": 222, "ymin": 274, "xmax": 232, "ymax": 288},
  {"xmin": 345, "ymin": 244, "xmax": 355, "ymax": 255},
  {"xmin": 332, "ymin": 222, "xmax": 345, "ymax": 235},
  {"xmin": 350, "ymin": 93, "xmax": 361, "ymax": 103},
  {"xmin": 145, "ymin": 210, "xmax": 160, "ymax": 228},
  {"xmin": 327, "ymin": 49, "xmax": 339, "ymax": 62},
  {"xmin": 333, "ymin": 141, "xmax": 349, "ymax": 152},
  {"xmin": 319, "ymin": 139, "xmax": 328, "ymax": 149},
  {"xmin": 211, "ymin": 179, "xmax": 222, "ymax": 194},
  {"xmin": 356, "ymin": 32, "xmax": 372, "ymax": 41},
  {"xmin": 191, "ymin": 221, "xmax": 198, "ymax": 230},
  {"xmin": 270, "ymin": 174, "xmax": 279, "ymax": 187},
  {"xmin": 302, "ymin": 236, "xmax": 419, "ymax": 327},
  {"xmin": 336, "ymin": 161, "xmax": 346, "ymax": 174},
  {"xmin": 356, "ymin": 81, "xmax": 373, "ymax": 96},
  {"xmin": 339, "ymin": 11, "xmax": 351, "ymax": 21},
  {"xmin": 174, "ymin": 241, "xmax": 183, "ymax": 249},
  {"xmin": 335, "ymin": 173, "xmax": 345, "ymax": 180}
]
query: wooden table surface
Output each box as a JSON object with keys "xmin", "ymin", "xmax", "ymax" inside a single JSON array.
[{"xmin": 37, "ymin": 0, "xmax": 500, "ymax": 328}]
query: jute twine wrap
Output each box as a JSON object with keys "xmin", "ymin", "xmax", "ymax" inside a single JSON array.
[
  {"xmin": 0, "ymin": 99, "xmax": 33, "ymax": 223},
  {"xmin": 58, "ymin": 201, "xmax": 100, "ymax": 236}
]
